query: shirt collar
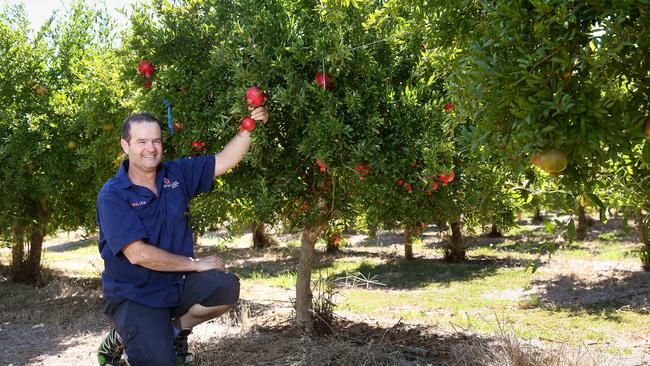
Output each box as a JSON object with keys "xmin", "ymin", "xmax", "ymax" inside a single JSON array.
[
  {"xmin": 115, "ymin": 159, "xmax": 166, "ymax": 190},
  {"xmin": 116, "ymin": 159, "xmax": 133, "ymax": 189}
]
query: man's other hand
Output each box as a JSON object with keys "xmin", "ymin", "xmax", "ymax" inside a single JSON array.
[{"xmin": 194, "ymin": 255, "xmax": 225, "ymax": 272}]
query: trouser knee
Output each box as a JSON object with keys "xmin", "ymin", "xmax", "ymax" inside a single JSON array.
[{"xmin": 222, "ymin": 272, "xmax": 241, "ymax": 305}]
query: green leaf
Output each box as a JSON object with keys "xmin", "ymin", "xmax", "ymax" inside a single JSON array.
[
  {"xmin": 642, "ymin": 141, "xmax": 650, "ymax": 165},
  {"xmin": 526, "ymin": 258, "xmax": 542, "ymax": 273},
  {"xmin": 567, "ymin": 218, "xmax": 576, "ymax": 244},
  {"xmin": 586, "ymin": 192, "xmax": 605, "ymax": 210},
  {"xmin": 525, "ymin": 192, "xmax": 534, "ymax": 204},
  {"xmin": 543, "ymin": 220, "xmax": 554, "ymax": 233}
]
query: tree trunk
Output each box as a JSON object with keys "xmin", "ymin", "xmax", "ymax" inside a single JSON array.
[
  {"xmin": 10, "ymin": 223, "xmax": 26, "ymax": 279},
  {"xmin": 295, "ymin": 215, "xmax": 328, "ymax": 332},
  {"xmin": 252, "ymin": 222, "xmax": 278, "ymax": 249},
  {"xmin": 576, "ymin": 204, "xmax": 587, "ymax": 241},
  {"xmin": 637, "ymin": 209, "xmax": 650, "ymax": 271},
  {"xmin": 403, "ymin": 225, "xmax": 414, "ymax": 260},
  {"xmin": 487, "ymin": 222, "xmax": 503, "ymax": 238},
  {"xmin": 532, "ymin": 208, "xmax": 543, "ymax": 223},
  {"xmin": 444, "ymin": 222, "xmax": 466, "ymax": 262},
  {"xmin": 368, "ymin": 225, "xmax": 377, "ymax": 240},
  {"xmin": 11, "ymin": 200, "xmax": 48, "ymax": 284},
  {"xmin": 26, "ymin": 220, "xmax": 46, "ymax": 282},
  {"xmin": 599, "ymin": 207, "xmax": 606, "ymax": 222}
]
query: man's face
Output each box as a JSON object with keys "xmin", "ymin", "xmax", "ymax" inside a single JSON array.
[{"xmin": 120, "ymin": 121, "xmax": 163, "ymax": 172}]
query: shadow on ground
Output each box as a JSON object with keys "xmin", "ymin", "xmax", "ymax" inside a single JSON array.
[
  {"xmin": 190, "ymin": 314, "xmax": 621, "ymax": 366},
  {"xmin": 325, "ymin": 257, "xmax": 529, "ymax": 289},
  {"xmin": 534, "ymin": 269, "xmax": 650, "ymax": 317},
  {"xmin": 0, "ymin": 264, "xmax": 282, "ymax": 366},
  {"xmin": 212, "ymin": 239, "xmax": 530, "ymax": 289},
  {"xmin": 192, "ymin": 317, "xmax": 478, "ymax": 366},
  {"xmin": 46, "ymin": 238, "xmax": 97, "ymax": 253}
]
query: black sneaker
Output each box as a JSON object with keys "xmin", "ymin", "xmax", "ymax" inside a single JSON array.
[
  {"xmin": 173, "ymin": 328, "xmax": 194, "ymax": 365},
  {"xmin": 97, "ymin": 328, "xmax": 123, "ymax": 365}
]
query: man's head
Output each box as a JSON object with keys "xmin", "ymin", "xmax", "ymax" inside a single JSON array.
[
  {"xmin": 121, "ymin": 112, "xmax": 162, "ymax": 142},
  {"xmin": 120, "ymin": 113, "xmax": 163, "ymax": 173}
]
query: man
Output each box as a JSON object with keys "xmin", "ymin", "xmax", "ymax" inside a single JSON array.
[{"xmin": 96, "ymin": 107, "xmax": 268, "ymax": 366}]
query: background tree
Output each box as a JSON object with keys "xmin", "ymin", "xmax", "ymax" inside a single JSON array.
[
  {"xmin": 442, "ymin": 1, "xmax": 649, "ymax": 261},
  {"xmin": 0, "ymin": 2, "xmax": 126, "ymax": 283}
]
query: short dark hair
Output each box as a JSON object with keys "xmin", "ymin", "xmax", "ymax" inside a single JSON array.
[{"xmin": 121, "ymin": 112, "xmax": 162, "ymax": 142}]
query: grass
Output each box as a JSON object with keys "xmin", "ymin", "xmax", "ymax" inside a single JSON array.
[
  {"xmin": 338, "ymin": 283, "xmax": 648, "ymax": 350},
  {"xmin": 226, "ymin": 233, "xmax": 646, "ymax": 356},
  {"xmin": 41, "ymin": 239, "xmax": 98, "ymax": 261},
  {"xmin": 557, "ymin": 242, "xmax": 641, "ymax": 261},
  {"xmin": 223, "ymin": 235, "xmax": 647, "ymax": 355},
  {"xmin": 2, "ymin": 223, "xmax": 647, "ymax": 361},
  {"xmin": 233, "ymin": 257, "xmax": 384, "ymax": 289}
]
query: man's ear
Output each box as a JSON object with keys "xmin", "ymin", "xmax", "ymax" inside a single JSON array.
[{"xmin": 120, "ymin": 138, "xmax": 129, "ymax": 155}]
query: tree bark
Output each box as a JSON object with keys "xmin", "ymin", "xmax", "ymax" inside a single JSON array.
[
  {"xmin": 10, "ymin": 200, "xmax": 48, "ymax": 284},
  {"xmin": 403, "ymin": 225, "xmax": 414, "ymax": 260},
  {"xmin": 26, "ymin": 219, "xmax": 46, "ymax": 282},
  {"xmin": 368, "ymin": 225, "xmax": 377, "ymax": 240},
  {"xmin": 295, "ymin": 214, "xmax": 328, "ymax": 332},
  {"xmin": 10, "ymin": 223, "xmax": 25, "ymax": 279},
  {"xmin": 577, "ymin": 204, "xmax": 587, "ymax": 241},
  {"xmin": 637, "ymin": 209, "xmax": 650, "ymax": 271},
  {"xmin": 252, "ymin": 222, "xmax": 278, "ymax": 249},
  {"xmin": 532, "ymin": 208, "xmax": 543, "ymax": 223},
  {"xmin": 444, "ymin": 222, "xmax": 466, "ymax": 262}
]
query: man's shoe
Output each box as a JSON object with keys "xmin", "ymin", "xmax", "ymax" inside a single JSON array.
[
  {"xmin": 97, "ymin": 327, "xmax": 123, "ymax": 366},
  {"xmin": 173, "ymin": 328, "xmax": 194, "ymax": 365}
]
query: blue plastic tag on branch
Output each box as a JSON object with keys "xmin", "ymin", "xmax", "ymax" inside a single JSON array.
[{"xmin": 164, "ymin": 98, "xmax": 173, "ymax": 136}]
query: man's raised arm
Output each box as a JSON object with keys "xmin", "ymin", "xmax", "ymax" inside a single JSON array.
[{"xmin": 214, "ymin": 106, "xmax": 268, "ymax": 177}]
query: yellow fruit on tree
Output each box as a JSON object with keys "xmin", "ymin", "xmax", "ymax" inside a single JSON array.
[{"xmin": 539, "ymin": 148, "xmax": 568, "ymax": 173}]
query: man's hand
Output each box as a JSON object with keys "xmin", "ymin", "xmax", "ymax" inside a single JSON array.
[
  {"xmin": 249, "ymin": 106, "xmax": 269, "ymax": 124},
  {"xmin": 123, "ymin": 240, "xmax": 226, "ymax": 272},
  {"xmin": 193, "ymin": 255, "xmax": 225, "ymax": 272}
]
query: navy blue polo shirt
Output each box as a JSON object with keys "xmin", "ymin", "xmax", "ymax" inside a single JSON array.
[{"xmin": 97, "ymin": 155, "xmax": 215, "ymax": 308}]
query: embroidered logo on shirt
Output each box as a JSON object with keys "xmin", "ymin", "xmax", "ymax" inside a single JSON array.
[
  {"xmin": 163, "ymin": 177, "xmax": 180, "ymax": 189},
  {"xmin": 130, "ymin": 200, "xmax": 147, "ymax": 207}
]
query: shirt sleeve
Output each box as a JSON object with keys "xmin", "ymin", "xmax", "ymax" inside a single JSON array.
[
  {"xmin": 171, "ymin": 155, "xmax": 216, "ymax": 199},
  {"xmin": 98, "ymin": 188, "xmax": 149, "ymax": 256}
]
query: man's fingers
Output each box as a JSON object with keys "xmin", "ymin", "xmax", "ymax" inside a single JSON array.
[
  {"xmin": 198, "ymin": 256, "xmax": 226, "ymax": 271},
  {"xmin": 249, "ymin": 107, "xmax": 269, "ymax": 123}
]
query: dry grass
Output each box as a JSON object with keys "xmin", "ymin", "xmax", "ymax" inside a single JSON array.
[
  {"xmin": 447, "ymin": 317, "xmax": 616, "ymax": 366},
  {"xmin": 189, "ymin": 303, "xmax": 623, "ymax": 366},
  {"xmin": 193, "ymin": 332, "xmax": 420, "ymax": 366}
]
